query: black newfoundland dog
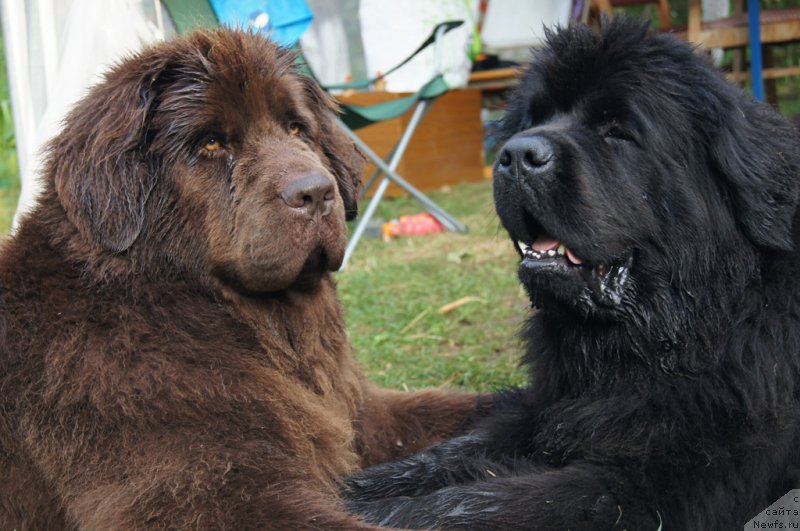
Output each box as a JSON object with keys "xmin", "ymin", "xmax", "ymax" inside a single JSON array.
[{"xmin": 346, "ymin": 18, "xmax": 800, "ymax": 530}]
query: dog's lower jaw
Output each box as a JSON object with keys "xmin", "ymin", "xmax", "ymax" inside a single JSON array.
[
  {"xmin": 518, "ymin": 254, "xmax": 633, "ymax": 318},
  {"xmin": 582, "ymin": 255, "xmax": 633, "ymax": 308},
  {"xmin": 290, "ymin": 247, "xmax": 334, "ymax": 292},
  {"xmin": 211, "ymin": 257, "xmax": 333, "ymax": 298}
]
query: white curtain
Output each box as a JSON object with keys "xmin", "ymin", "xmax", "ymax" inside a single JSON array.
[{"xmin": 1, "ymin": 0, "xmax": 169, "ymax": 227}]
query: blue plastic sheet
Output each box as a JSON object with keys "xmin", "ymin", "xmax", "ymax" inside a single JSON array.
[{"xmin": 210, "ymin": 0, "xmax": 313, "ymax": 47}]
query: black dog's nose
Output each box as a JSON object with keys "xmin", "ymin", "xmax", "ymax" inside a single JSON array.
[
  {"xmin": 280, "ymin": 173, "xmax": 335, "ymax": 218},
  {"xmin": 497, "ymin": 136, "xmax": 554, "ymax": 174}
]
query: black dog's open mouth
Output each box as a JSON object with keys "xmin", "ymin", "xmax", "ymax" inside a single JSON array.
[{"xmin": 512, "ymin": 222, "xmax": 633, "ymax": 309}]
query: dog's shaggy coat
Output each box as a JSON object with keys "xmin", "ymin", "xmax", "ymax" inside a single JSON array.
[
  {"xmin": 346, "ymin": 19, "xmax": 800, "ymax": 530},
  {"xmin": 0, "ymin": 29, "xmax": 478, "ymax": 530}
]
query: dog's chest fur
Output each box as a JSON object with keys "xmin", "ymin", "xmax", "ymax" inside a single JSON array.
[{"xmin": 0, "ymin": 229, "xmax": 365, "ymax": 492}]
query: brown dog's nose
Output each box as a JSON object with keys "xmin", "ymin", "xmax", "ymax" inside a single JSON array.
[{"xmin": 280, "ymin": 173, "xmax": 335, "ymax": 218}]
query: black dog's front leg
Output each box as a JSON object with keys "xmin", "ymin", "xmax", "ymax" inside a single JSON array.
[
  {"xmin": 348, "ymin": 462, "xmax": 660, "ymax": 530},
  {"xmin": 347, "ymin": 392, "xmax": 533, "ymax": 501},
  {"xmin": 345, "ymin": 434, "xmax": 501, "ymax": 501}
]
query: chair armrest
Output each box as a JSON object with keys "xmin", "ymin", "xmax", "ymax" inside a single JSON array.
[{"xmin": 322, "ymin": 20, "xmax": 465, "ymax": 91}]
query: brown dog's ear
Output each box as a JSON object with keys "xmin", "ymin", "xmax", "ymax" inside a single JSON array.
[
  {"xmin": 49, "ymin": 54, "xmax": 168, "ymax": 252},
  {"xmin": 298, "ymin": 74, "xmax": 364, "ymax": 221}
]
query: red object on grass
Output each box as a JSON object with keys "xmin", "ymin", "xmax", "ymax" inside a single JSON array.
[{"xmin": 382, "ymin": 213, "xmax": 444, "ymax": 240}]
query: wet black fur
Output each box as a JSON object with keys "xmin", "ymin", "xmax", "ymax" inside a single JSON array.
[{"xmin": 345, "ymin": 18, "xmax": 800, "ymax": 530}]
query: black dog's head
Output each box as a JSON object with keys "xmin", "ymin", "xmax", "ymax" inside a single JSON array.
[{"xmin": 494, "ymin": 18, "xmax": 800, "ymax": 328}]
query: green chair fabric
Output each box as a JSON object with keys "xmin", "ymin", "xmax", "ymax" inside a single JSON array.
[
  {"xmin": 323, "ymin": 20, "xmax": 463, "ymax": 91},
  {"xmin": 162, "ymin": 0, "xmax": 219, "ymax": 34},
  {"xmin": 339, "ymin": 76, "xmax": 449, "ymax": 131}
]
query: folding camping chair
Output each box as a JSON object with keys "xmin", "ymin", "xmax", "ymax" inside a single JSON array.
[{"xmin": 323, "ymin": 20, "xmax": 469, "ymax": 269}]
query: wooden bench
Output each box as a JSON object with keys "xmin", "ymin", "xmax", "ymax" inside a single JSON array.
[{"xmin": 467, "ymin": 67, "xmax": 521, "ymax": 90}]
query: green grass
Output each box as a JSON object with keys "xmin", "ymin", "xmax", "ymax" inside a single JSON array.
[{"xmin": 336, "ymin": 182, "xmax": 529, "ymax": 393}]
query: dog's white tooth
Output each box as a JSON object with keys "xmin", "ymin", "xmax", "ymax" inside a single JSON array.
[
  {"xmin": 557, "ymin": 244, "xmax": 566, "ymax": 255},
  {"xmin": 547, "ymin": 250, "xmax": 556, "ymax": 257},
  {"xmin": 518, "ymin": 240, "xmax": 529, "ymax": 251}
]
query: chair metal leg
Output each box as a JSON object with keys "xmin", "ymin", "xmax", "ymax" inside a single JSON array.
[
  {"xmin": 359, "ymin": 165, "xmax": 385, "ymax": 200},
  {"xmin": 358, "ymin": 100, "xmax": 434, "ymax": 200},
  {"xmin": 341, "ymin": 173, "xmax": 393, "ymax": 270},
  {"xmin": 357, "ymin": 97, "xmax": 434, "ymax": 199},
  {"xmin": 359, "ymin": 142, "xmax": 403, "ymax": 199},
  {"xmin": 343, "ymin": 124, "xmax": 468, "ymax": 233},
  {"xmin": 340, "ymin": 100, "xmax": 422, "ymax": 269},
  {"xmin": 340, "ymin": 99, "xmax": 467, "ymax": 269}
]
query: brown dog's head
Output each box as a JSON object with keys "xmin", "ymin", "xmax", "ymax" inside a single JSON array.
[{"xmin": 47, "ymin": 29, "xmax": 362, "ymax": 293}]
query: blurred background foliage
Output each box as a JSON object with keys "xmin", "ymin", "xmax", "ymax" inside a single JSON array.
[{"xmin": 0, "ymin": 34, "xmax": 19, "ymax": 230}]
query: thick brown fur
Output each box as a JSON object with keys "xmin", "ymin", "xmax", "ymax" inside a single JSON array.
[{"xmin": 0, "ymin": 29, "xmax": 478, "ymax": 530}]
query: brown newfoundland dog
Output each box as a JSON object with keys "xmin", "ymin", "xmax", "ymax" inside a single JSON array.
[{"xmin": 0, "ymin": 29, "xmax": 478, "ymax": 530}]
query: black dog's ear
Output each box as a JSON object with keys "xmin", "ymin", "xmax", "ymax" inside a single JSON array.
[
  {"xmin": 711, "ymin": 99, "xmax": 800, "ymax": 251},
  {"xmin": 49, "ymin": 53, "xmax": 169, "ymax": 253},
  {"xmin": 298, "ymin": 74, "xmax": 364, "ymax": 221}
]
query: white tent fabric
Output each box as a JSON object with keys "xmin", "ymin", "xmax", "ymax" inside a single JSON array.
[
  {"xmin": 299, "ymin": 0, "xmax": 354, "ymax": 88},
  {"xmin": 481, "ymin": 0, "xmax": 571, "ymax": 58},
  {"xmin": 358, "ymin": 0, "xmax": 477, "ymax": 93},
  {"xmin": 1, "ymin": 0, "xmax": 168, "ymax": 227}
]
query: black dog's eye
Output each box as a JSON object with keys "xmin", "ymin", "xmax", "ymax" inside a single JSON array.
[{"xmin": 601, "ymin": 121, "xmax": 634, "ymax": 142}]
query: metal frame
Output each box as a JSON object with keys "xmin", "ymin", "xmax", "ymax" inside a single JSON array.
[
  {"xmin": 338, "ymin": 103, "xmax": 467, "ymax": 269},
  {"xmin": 339, "ymin": 24, "xmax": 468, "ymax": 269}
]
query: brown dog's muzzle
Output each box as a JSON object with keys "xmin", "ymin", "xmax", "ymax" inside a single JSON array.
[{"xmin": 280, "ymin": 172, "xmax": 336, "ymax": 220}]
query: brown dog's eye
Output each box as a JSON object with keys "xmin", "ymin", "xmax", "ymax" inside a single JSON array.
[
  {"xmin": 289, "ymin": 123, "xmax": 303, "ymax": 137},
  {"xmin": 199, "ymin": 137, "xmax": 227, "ymax": 158},
  {"xmin": 204, "ymin": 138, "xmax": 222, "ymax": 151}
]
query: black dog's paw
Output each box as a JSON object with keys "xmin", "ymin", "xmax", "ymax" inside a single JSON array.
[
  {"xmin": 343, "ymin": 468, "xmax": 391, "ymax": 501},
  {"xmin": 347, "ymin": 497, "xmax": 426, "ymax": 529},
  {"xmin": 345, "ymin": 434, "xmax": 501, "ymax": 502},
  {"xmin": 345, "ymin": 498, "xmax": 386, "ymax": 519},
  {"xmin": 344, "ymin": 460, "xmax": 434, "ymax": 501}
]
